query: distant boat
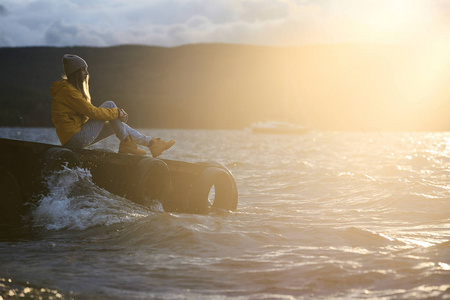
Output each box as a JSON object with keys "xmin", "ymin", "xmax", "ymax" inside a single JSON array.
[{"xmin": 251, "ymin": 121, "xmax": 309, "ymax": 135}]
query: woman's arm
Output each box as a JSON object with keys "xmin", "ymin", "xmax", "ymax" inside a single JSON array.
[{"xmin": 65, "ymin": 88, "xmax": 119, "ymax": 120}]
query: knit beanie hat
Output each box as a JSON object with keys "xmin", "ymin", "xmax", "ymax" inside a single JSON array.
[{"xmin": 63, "ymin": 54, "xmax": 88, "ymax": 76}]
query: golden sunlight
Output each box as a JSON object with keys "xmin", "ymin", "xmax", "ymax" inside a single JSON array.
[
  {"xmin": 399, "ymin": 39, "xmax": 450, "ymax": 111},
  {"xmin": 361, "ymin": 0, "xmax": 434, "ymax": 31}
]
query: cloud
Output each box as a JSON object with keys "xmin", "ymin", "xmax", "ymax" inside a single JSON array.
[
  {"xmin": 0, "ymin": 4, "xmax": 8, "ymax": 16},
  {"xmin": 45, "ymin": 20, "xmax": 114, "ymax": 46},
  {"xmin": 239, "ymin": 0, "xmax": 289, "ymax": 22},
  {"xmin": 0, "ymin": 0, "xmax": 449, "ymax": 47},
  {"xmin": 0, "ymin": 32, "xmax": 13, "ymax": 47},
  {"xmin": 120, "ymin": 0, "xmax": 236, "ymax": 25}
]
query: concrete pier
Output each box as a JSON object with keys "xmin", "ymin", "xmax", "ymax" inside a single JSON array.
[{"xmin": 0, "ymin": 138, "xmax": 238, "ymax": 226}]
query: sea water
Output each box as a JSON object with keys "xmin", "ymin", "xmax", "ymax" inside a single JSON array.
[{"xmin": 0, "ymin": 127, "xmax": 449, "ymax": 299}]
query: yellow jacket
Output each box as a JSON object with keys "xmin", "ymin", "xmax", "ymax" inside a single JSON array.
[{"xmin": 50, "ymin": 80, "xmax": 119, "ymax": 145}]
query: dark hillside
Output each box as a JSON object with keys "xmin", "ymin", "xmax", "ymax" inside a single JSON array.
[{"xmin": 1, "ymin": 44, "xmax": 449, "ymax": 131}]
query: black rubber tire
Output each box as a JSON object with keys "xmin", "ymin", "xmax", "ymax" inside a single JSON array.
[
  {"xmin": 197, "ymin": 161, "xmax": 238, "ymax": 198},
  {"xmin": 0, "ymin": 165, "xmax": 23, "ymax": 225},
  {"xmin": 188, "ymin": 167, "xmax": 239, "ymax": 214},
  {"xmin": 132, "ymin": 158, "xmax": 171, "ymax": 205}
]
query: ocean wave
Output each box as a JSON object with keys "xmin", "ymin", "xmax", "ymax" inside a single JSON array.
[
  {"xmin": 32, "ymin": 167, "xmax": 152, "ymax": 231},
  {"xmin": 2, "ymin": 129, "xmax": 450, "ymax": 299}
]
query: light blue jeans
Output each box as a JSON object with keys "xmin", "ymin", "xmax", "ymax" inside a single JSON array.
[{"xmin": 64, "ymin": 101, "xmax": 151, "ymax": 148}]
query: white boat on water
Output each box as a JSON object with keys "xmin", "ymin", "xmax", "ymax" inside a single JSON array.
[{"xmin": 251, "ymin": 121, "xmax": 309, "ymax": 135}]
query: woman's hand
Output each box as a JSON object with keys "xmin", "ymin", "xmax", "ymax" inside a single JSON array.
[{"xmin": 118, "ymin": 108, "xmax": 128, "ymax": 123}]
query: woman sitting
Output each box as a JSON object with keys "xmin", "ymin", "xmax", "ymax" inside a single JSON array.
[{"xmin": 50, "ymin": 54, "xmax": 175, "ymax": 156}]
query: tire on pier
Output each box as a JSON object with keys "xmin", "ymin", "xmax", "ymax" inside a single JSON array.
[
  {"xmin": 188, "ymin": 166, "xmax": 238, "ymax": 214},
  {"xmin": 41, "ymin": 147, "xmax": 81, "ymax": 178},
  {"xmin": 131, "ymin": 158, "xmax": 171, "ymax": 206}
]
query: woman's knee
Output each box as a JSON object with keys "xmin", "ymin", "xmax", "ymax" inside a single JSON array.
[{"xmin": 100, "ymin": 101, "xmax": 117, "ymax": 108}]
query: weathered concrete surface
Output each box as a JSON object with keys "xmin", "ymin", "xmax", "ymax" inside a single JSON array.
[{"xmin": 0, "ymin": 138, "xmax": 238, "ymax": 226}]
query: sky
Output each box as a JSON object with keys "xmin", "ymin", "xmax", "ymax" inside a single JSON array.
[{"xmin": 0, "ymin": 0, "xmax": 450, "ymax": 48}]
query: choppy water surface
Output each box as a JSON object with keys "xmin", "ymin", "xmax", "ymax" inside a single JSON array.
[{"xmin": 0, "ymin": 128, "xmax": 449, "ymax": 299}]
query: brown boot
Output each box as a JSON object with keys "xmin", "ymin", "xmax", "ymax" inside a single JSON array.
[
  {"xmin": 148, "ymin": 138, "xmax": 176, "ymax": 157},
  {"xmin": 119, "ymin": 136, "xmax": 147, "ymax": 156}
]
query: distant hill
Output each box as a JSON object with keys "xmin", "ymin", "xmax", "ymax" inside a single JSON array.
[{"xmin": 1, "ymin": 43, "xmax": 449, "ymax": 131}]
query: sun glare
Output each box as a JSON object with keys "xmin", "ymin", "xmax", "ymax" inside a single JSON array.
[
  {"xmin": 326, "ymin": 0, "xmax": 444, "ymax": 44},
  {"xmin": 366, "ymin": 0, "xmax": 433, "ymax": 30}
]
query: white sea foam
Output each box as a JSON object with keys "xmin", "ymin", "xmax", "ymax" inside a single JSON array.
[{"xmin": 32, "ymin": 166, "xmax": 151, "ymax": 231}]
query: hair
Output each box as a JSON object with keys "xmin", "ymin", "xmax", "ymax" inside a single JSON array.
[{"xmin": 63, "ymin": 68, "xmax": 91, "ymax": 102}]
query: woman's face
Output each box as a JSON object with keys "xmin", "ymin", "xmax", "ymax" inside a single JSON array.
[{"xmin": 81, "ymin": 67, "xmax": 89, "ymax": 82}]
